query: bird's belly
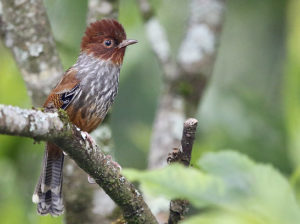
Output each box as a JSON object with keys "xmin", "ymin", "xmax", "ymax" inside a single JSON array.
[
  {"xmin": 66, "ymin": 88, "xmax": 116, "ymax": 133},
  {"xmin": 66, "ymin": 103, "xmax": 104, "ymax": 133},
  {"xmin": 65, "ymin": 75, "xmax": 118, "ymax": 133}
]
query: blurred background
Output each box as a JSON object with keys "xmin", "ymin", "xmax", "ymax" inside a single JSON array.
[{"xmin": 0, "ymin": 0, "xmax": 299, "ymax": 223}]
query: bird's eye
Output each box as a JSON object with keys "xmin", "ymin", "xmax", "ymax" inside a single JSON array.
[{"xmin": 104, "ymin": 40, "xmax": 112, "ymax": 47}]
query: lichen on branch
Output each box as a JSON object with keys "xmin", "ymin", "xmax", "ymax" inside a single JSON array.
[{"xmin": 0, "ymin": 104, "xmax": 158, "ymax": 224}]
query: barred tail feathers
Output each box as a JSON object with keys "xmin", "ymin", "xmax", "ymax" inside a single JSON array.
[{"xmin": 33, "ymin": 143, "xmax": 64, "ymax": 216}]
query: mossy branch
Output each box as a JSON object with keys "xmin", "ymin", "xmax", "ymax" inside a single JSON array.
[{"xmin": 0, "ymin": 104, "xmax": 158, "ymax": 224}]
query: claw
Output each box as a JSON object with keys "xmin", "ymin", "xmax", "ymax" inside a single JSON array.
[
  {"xmin": 111, "ymin": 161, "xmax": 122, "ymax": 172},
  {"xmin": 106, "ymin": 155, "xmax": 122, "ymax": 172},
  {"xmin": 87, "ymin": 175, "xmax": 96, "ymax": 184},
  {"xmin": 81, "ymin": 131, "xmax": 96, "ymax": 145}
]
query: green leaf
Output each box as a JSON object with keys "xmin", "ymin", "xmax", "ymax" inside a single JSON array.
[
  {"xmin": 123, "ymin": 164, "xmax": 225, "ymax": 208},
  {"xmin": 199, "ymin": 151, "xmax": 300, "ymax": 224},
  {"xmin": 123, "ymin": 150, "xmax": 300, "ymax": 224}
]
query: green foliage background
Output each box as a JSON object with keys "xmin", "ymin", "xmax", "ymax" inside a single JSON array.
[
  {"xmin": 124, "ymin": 151, "xmax": 300, "ymax": 224},
  {"xmin": 0, "ymin": 0, "xmax": 299, "ymax": 223}
]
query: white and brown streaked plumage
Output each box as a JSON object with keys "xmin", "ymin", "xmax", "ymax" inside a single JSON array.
[{"xmin": 32, "ymin": 19, "xmax": 137, "ymax": 216}]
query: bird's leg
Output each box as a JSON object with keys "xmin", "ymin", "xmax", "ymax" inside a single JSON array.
[
  {"xmin": 80, "ymin": 131, "xmax": 99, "ymax": 184},
  {"xmin": 81, "ymin": 131, "xmax": 120, "ymax": 170},
  {"xmin": 81, "ymin": 131, "xmax": 96, "ymax": 145},
  {"xmin": 81, "ymin": 132, "xmax": 121, "ymax": 184}
]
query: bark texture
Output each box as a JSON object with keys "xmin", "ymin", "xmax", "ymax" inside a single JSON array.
[
  {"xmin": 0, "ymin": 0, "xmax": 63, "ymax": 107},
  {"xmin": 137, "ymin": 0, "xmax": 226, "ymax": 169},
  {"xmin": 167, "ymin": 118, "xmax": 198, "ymax": 224},
  {"xmin": 0, "ymin": 104, "xmax": 158, "ymax": 224},
  {"xmin": 87, "ymin": 0, "xmax": 119, "ymax": 24}
]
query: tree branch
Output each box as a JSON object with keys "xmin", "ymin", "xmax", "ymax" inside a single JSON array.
[
  {"xmin": 137, "ymin": 0, "xmax": 226, "ymax": 171},
  {"xmin": 136, "ymin": 0, "xmax": 185, "ymax": 171},
  {"xmin": 0, "ymin": 104, "xmax": 158, "ymax": 224},
  {"xmin": 167, "ymin": 118, "xmax": 198, "ymax": 166},
  {"xmin": 167, "ymin": 118, "xmax": 198, "ymax": 224},
  {"xmin": 180, "ymin": 118, "xmax": 198, "ymax": 166},
  {"xmin": 137, "ymin": 0, "xmax": 225, "ymax": 222},
  {"xmin": 136, "ymin": 0, "xmax": 177, "ymax": 80},
  {"xmin": 87, "ymin": 0, "xmax": 119, "ymax": 24},
  {"xmin": 0, "ymin": 0, "xmax": 63, "ymax": 107},
  {"xmin": 176, "ymin": 0, "xmax": 226, "ymax": 116}
]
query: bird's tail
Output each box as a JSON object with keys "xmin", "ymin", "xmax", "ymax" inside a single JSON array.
[{"xmin": 32, "ymin": 142, "xmax": 65, "ymax": 216}]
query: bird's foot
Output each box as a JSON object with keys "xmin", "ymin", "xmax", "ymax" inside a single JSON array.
[
  {"xmin": 81, "ymin": 131, "xmax": 96, "ymax": 145},
  {"xmin": 107, "ymin": 155, "xmax": 122, "ymax": 172}
]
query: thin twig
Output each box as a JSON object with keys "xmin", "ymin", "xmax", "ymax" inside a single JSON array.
[
  {"xmin": 167, "ymin": 118, "xmax": 198, "ymax": 224},
  {"xmin": 180, "ymin": 118, "xmax": 198, "ymax": 166}
]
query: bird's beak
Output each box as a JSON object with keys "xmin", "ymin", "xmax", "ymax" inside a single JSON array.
[{"xmin": 118, "ymin": 39, "xmax": 138, "ymax": 48}]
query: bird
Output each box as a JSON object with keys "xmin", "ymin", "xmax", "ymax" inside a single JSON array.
[{"xmin": 32, "ymin": 19, "xmax": 137, "ymax": 217}]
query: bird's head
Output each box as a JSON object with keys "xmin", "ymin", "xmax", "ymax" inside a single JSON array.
[{"xmin": 81, "ymin": 19, "xmax": 137, "ymax": 65}]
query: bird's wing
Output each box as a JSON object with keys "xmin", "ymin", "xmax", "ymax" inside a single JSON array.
[{"xmin": 44, "ymin": 68, "xmax": 81, "ymax": 110}]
